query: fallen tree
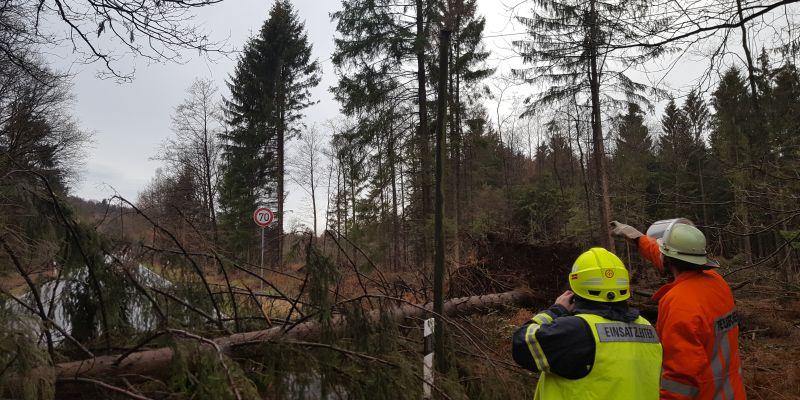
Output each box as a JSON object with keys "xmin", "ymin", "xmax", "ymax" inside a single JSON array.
[{"xmin": 55, "ymin": 289, "xmax": 539, "ymax": 380}]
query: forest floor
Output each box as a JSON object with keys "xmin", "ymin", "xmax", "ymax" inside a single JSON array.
[
  {"xmin": 240, "ymin": 239, "xmax": 799, "ymax": 398},
  {"xmin": 178, "ymin": 240, "xmax": 800, "ymax": 399},
  {"xmin": 498, "ymin": 241, "xmax": 800, "ymax": 399},
  {"xmin": 357, "ymin": 236, "xmax": 799, "ymax": 399},
  {"xmin": 8, "ymin": 238, "xmax": 799, "ymax": 398}
]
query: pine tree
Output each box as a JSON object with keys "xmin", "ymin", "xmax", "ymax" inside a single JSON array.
[
  {"xmin": 332, "ymin": 0, "xmax": 426, "ymax": 264},
  {"xmin": 611, "ymin": 103, "xmax": 653, "ymax": 227},
  {"xmin": 767, "ymin": 60, "xmax": 800, "ymax": 279},
  {"xmin": 658, "ymin": 97, "xmax": 696, "ymax": 218},
  {"xmin": 682, "ymin": 89, "xmax": 712, "ymax": 226},
  {"xmin": 711, "ymin": 67, "xmax": 753, "ymax": 259},
  {"xmin": 514, "ymin": 0, "xmax": 666, "ymax": 249},
  {"xmin": 219, "ymin": 1, "xmax": 320, "ymax": 263},
  {"xmin": 445, "ymin": 0, "xmax": 492, "ymax": 262}
]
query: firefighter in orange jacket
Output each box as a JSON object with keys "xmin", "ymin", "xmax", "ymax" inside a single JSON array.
[{"xmin": 611, "ymin": 219, "xmax": 746, "ymax": 400}]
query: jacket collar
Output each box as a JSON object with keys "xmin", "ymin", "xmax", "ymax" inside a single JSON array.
[
  {"xmin": 652, "ymin": 270, "xmax": 705, "ymax": 301},
  {"xmin": 572, "ymin": 298, "xmax": 640, "ymax": 322}
]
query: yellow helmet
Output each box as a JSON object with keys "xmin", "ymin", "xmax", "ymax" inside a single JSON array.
[{"xmin": 568, "ymin": 248, "xmax": 630, "ymax": 302}]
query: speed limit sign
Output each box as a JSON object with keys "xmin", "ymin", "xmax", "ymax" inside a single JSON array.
[{"xmin": 253, "ymin": 207, "xmax": 274, "ymax": 227}]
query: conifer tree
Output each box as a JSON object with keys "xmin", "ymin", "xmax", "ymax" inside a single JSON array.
[
  {"xmin": 682, "ymin": 90, "xmax": 712, "ymax": 225},
  {"xmin": 684, "ymin": 89, "xmax": 710, "ymax": 144},
  {"xmin": 658, "ymin": 98, "xmax": 695, "ymax": 217},
  {"xmin": 514, "ymin": 0, "xmax": 666, "ymax": 249},
  {"xmin": 219, "ymin": 0, "xmax": 320, "ymax": 263},
  {"xmin": 332, "ymin": 0, "xmax": 492, "ymax": 265},
  {"xmin": 444, "ymin": 0, "xmax": 492, "ymax": 261},
  {"xmin": 611, "ymin": 103, "xmax": 653, "ymax": 226},
  {"xmin": 331, "ymin": 0, "xmax": 443, "ymax": 263},
  {"xmin": 711, "ymin": 67, "xmax": 754, "ymax": 259}
]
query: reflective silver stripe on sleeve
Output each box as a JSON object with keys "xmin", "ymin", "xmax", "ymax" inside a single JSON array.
[
  {"xmin": 595, "ymin": 322, "xmax": 660, "ymax": 343},
  {"xmin": 524, "ymin": 324, "xmax": 550, "ymax": 372},
  {"xmin": 713, "ymin": 334, "xmax": 734, "ymax": 400},
  {"xmin": 712, "ymin": 310, "xmax": 738, "ymax": 400},
  {"xmin": 661, "ymin": 377, "xmax": 700, "ymax": 397},
  {"xmin": 532, "ymin": 312, "xmax": 554, "ymax": 325}
]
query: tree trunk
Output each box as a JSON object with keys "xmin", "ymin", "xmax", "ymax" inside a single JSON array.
[
  {"xmin": 433, "ymin": 27, "xmax": 450, "ymax": 374},
  {"xmin": 451, "ymin": 19, "xmax": 462, "ymax": 265},
  {"xmin": 203, "ymin": 108, "xmax": 218, "ymax": 245},
  {"xmin": 588, "ymin": 0, "xmax": 614, "ymax": 251},
  {"xmin": 699, "ymin": 159, "xmax": 709, "ymax": 226},
  {"xmin": 310, "ymin": 157, "xmax": 317, "ymax": 238},
  {"xmin": 573, "ymin": 99, "xmax": 593, "ymax": 228},
  {"xmin": 277, "ymin": 66, "xmax": 286, "ymax": 270},
  {"xmin": 390, "ymin": 133, "xmax": 400, "ymax": 270},
  {"xmin": 54, "ymin": 290, "xmax": 539, "ymax": 381},
  {"xmin": 416, "ymin": 0, "xmax": 431, "ymax": 233}
]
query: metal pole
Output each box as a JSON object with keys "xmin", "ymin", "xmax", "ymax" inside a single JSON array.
[{"xmin": 260, "ymin": 227, "xmax": 265, "ymax": 290}]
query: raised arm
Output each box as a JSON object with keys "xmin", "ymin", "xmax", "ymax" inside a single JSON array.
[
  {"xmin": 610, "ymin": 221, "xmax": 663, "ymax": 271},
  {"xmin": 637, "ymin": 235, "xmax": 664, "ymax": 271}
]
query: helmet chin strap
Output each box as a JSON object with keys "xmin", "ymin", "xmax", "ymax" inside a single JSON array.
[{"xmin": 660, "ymin": 254, "xmax": 675, "ymax": 279}]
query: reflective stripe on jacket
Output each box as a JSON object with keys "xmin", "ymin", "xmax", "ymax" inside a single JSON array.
[
  {"xmin": 639, "ymin": 236, "xmax": 747, "ymax": 400},
  {"xmin": 512, "ymin": 303, "xmax": 662, "ymax": 400}
]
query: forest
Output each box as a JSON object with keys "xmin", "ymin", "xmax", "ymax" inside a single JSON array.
[{"xmin": 1, "ymin": 0, "xmax": 799, "ymax": 398}]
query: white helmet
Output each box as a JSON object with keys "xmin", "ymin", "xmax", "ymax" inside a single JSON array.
[{"xmin": 649, "ymin": 219, "xmax": 719, "ymax": 268}]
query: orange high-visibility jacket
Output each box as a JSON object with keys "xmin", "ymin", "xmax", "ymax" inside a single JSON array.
[{"xmin": 639, "ymin": 236, "xmax": 746, "ymax": 400}]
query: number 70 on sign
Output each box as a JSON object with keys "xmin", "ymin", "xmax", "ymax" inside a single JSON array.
[{"xmin": 253, "ymin": 207, "xmax": 274, "ymax": 227}]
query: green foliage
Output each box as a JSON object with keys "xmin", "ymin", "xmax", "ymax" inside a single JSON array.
[
  {"xmin": 780, "ymin": 231, "xmax": 800, "ymax": 250},
  {"xmin": 168, "ymin": 340, "xmax": 260, "ymax": 400},
  {"xmin": 0, "ymin": 309, "xmax": 55, "ymax": 400},
  {"xmin": 232, "ymin": 310, "xmax": 533, "ymax": 400},
  {"xmin": 219, "ymin": 0, "xmax": 321, "ymax": 253},
  {"xmin": 711, "ymin": 68, "xmax": 753, "ymax": 168},
  {"xmin": 64, "ymin": 226, "xmax": 130, "ymax": 343},
  {"xmin": 305, "ymin": 240, "xmax": 339, "ymax": 325},
  {"xmin": 513, "ymin": 180, "xmax": 572, "ymax": 241},
  {"xmin": 610, "ymin": 103, "xmax": 654, "ymax": 226},
  {"xmin": 513, "ymin": 0, "xmax": 665, "ymax": 111}
]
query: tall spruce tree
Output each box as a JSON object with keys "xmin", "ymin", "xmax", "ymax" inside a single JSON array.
[
  {"xmin": 444, "ymin": 0, "xmax": 492, "ymax": 262},
  {"xmin": 220, "ymin": 0, "xmax": 320, "ymax": 262},
  {"xmin": 332, "ymin": 0, "xmax": 436, "ymax": 264},
  {"xmin": 682, "ymin": 90, "xmax": 713, "ymax": 225},
  {"xmin": 332, "ymin": 0, "xmax": 496, "ymax": 266},
  {"xmin": 611, "ymin": 103, "xmax": 653, "ymax": 227},
  {"xmin": 658, "ymin": 98, "xmax": 696, "ymax": 217},
  {"xmin": 711, "ymin": 67, "xmax": 754, "ymax": 259},
  {"xmin": 514, "ymin": 0, "xmax": 666, "ymax": 249}
]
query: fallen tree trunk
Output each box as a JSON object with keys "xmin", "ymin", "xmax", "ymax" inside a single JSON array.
[{"xmin": 56, "ymin": 289, "xmax": 538, "ymax": 379}]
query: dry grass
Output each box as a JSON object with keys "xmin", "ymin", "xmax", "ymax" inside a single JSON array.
[
  {"xmin": 736, "ymin": 287, "xmax": 800, "ymax": 399},
  {"xmin": 741, "ymin": 336, "xmax": 800, "ymax": 399}
]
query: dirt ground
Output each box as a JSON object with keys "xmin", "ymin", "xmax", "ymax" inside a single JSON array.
[{"xmin": 452, "ymin": 238, "xmax": 800, "ymax": 399}]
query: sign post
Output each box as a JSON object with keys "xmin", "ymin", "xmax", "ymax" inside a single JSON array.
[
  {"xmin": 423, "ymin": 317, "xmax": 434, "ymax": 399},
  {"xmin": 253, "ymin": 207, "xmax": 274, "ymax": 290}
]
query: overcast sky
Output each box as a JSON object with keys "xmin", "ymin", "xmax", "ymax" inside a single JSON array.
[
  {"xmin": 44, "ymin": 0, "xmax": 524, "ymax": 230},
  {"xmin": 48, "ymin": 0, "xmax": 728, "ymax": 231}
]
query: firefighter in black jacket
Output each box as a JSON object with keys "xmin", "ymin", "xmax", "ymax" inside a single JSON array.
[{"xmin": 511, "ymin": 247, "xmax": 662, "ymax": 399}]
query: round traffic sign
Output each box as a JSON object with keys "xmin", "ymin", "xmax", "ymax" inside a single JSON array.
[{"xmin": 253, "ymin": 207, "xmax": 274, "ymax": 227}]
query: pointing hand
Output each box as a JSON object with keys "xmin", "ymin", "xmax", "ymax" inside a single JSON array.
[{"xmin": 610, "ymin": 221, "xmax": 643, "ymax": 241}]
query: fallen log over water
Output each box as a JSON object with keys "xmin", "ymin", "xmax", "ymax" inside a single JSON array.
[{"xmin": 55, "ymin": 289, "xmax": 539, "ymax": 379}]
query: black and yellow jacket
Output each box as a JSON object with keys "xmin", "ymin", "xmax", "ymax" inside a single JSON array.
[
  {"xmin": 511, "ymin": 298, "xmax": 662, "ymax": 400},
  {"xmin": 512, "ymin": 299, "xmax": 652, "ymax": 377}
]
